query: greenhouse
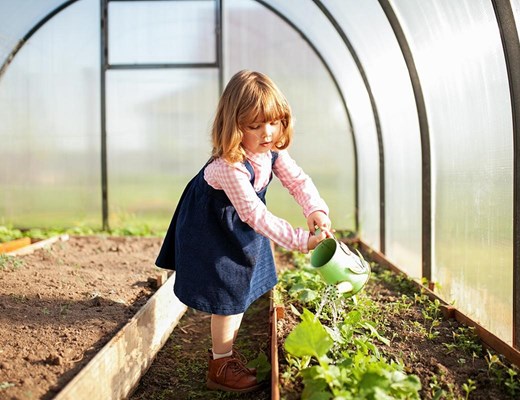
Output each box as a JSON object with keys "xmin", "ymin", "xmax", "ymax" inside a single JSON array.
[{"xmin": 1, "ymin": 0, "xmax": 520, "ymax": 399}]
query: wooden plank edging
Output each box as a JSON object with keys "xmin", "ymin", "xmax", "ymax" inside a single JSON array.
[
  {"xmin": 54, "ymin": 271, "xmax": 187, "ymax": 400},
  {"xmin": 0, "ymin": 237, "xmax": 31, "ymax": 254},
  {"xmin": 6, "ymin": 234, "xmax": 70, "ymax": 256},
  {"xmin": 270, "ymin": 294, "xmax": 281, "ymax": 400}
]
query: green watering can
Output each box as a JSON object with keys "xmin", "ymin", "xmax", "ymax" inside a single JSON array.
[{"xmin": 310, "ymin": 237, "xmax": 371, "ymax": 296}]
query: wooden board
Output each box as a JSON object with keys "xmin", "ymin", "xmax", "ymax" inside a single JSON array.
[
  {"xmin": 0, "ymin": 237, "xmax": 31, "ymax": 254},
  {"xmin": 54, "ymin": 272, "xmax": 187, "ymax": 400},
  {"xmin": 5, "ymin": 234, "xmax": 69, "ymax": 256},
  {"xmin": 270, "ymin": 296, "xmax": 282, "ymax": 400}
]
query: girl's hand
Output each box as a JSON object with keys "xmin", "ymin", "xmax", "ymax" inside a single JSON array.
[
  {"xmin": 307, "ymin": 211, "xmax": 332, "ymax": 234},
  {"xmin": 306, "ymin": 211, "xmax": 333, "ymax": 251},
  {"xmin": 307, "ymin": 229, "xmax": 333, "ymax": 251}
]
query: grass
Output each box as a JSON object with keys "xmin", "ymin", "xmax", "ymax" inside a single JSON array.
[{"xmin": 0, "ymin": 223, "xmax": 166, "ymax": 245}]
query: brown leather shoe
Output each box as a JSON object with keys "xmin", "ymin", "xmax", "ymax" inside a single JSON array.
[
  {"xmin": 206, "ymin": 354, "xmax": 262, "ymax": 393},
  {"xmin": 207, "ymin": 349, "xmax": 256, "ymax": 374}
]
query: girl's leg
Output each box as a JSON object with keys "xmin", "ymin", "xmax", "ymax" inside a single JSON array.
[
  {"xmin": 211, "ymin": 313, "xmax": 243, "ymax": 355},
  {"xmin": 208, "ymin": 313, "xmax": 260, "ymax": 392}
]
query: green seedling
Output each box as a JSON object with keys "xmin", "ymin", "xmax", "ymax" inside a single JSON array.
[{"xmin": 462, "ymin": 378, "xmax": 476, "ymax": 399}]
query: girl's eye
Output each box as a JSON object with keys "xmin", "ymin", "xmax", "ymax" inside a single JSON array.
[{"xmin": 248, "ymin": 125, "xmax": 260, "ymax": 130}]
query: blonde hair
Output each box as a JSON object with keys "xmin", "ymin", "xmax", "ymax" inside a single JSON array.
[{"xmin": 211, "ymin": 70, "xmax": 293, "ymax": 163}]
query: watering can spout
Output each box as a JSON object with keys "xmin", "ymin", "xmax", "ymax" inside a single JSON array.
[{"xmin": 336, "ymin": 281, "xmax": 354, "ymax": 294}]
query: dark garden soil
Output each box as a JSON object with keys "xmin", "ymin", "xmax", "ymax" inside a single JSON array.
[{"xmin": 1, "ymin": 236, "xmax": 518, "ymax": 400}]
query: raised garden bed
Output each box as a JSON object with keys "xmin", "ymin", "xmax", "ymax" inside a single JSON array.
[
  {"xmin": 0, "ymin": 235, "xmax": 174, "ymax": 399},
  {"xmin": 271, "ymin": 243, "xmax": 520, "ymax": 399}
]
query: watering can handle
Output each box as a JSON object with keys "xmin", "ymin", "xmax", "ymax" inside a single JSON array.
[
  {"xmin": 338, "ymin": 241, "xmax": 352, "ymax": 256},
  {"xmin": 314, "ymin": 227, "xmax": 352, "ymax": 256}
]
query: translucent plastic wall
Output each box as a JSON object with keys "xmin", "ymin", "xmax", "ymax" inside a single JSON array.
[
  {"xmin": 105, "ymin": 0, "xmax": 219, "ymax": 228},
  {"xmin": 321, "ymin": 0, "xmax": 423, "ymax": 278},
  {"xmin": 0, "ymin": 0, "xmax": 101, "ymax": 227},
  {"xmin": 262, "ymin": 0, "xmax": 380, "ymax": 249},
  {"xmin": 0, "ymin": 0, "xmax": 72, "ymax": 68},
  {"xmin": 392, "ymin": 0, "xmax": 514, "ymax": 343},
  {"xmin": 0, "ymin": 0, "xmax": 356, "ymax": 232},
  {"xmin": 224, "ymin": 0, "xmax": 355, "ymax": 229}
]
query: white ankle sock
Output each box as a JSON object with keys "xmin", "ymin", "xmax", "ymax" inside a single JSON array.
[{"xmin": 213, "ymin": 350, "xmax": 233, "ymax": 360}]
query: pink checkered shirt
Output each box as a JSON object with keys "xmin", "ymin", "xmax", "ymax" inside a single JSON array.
[{"xmin": 204, "ymin": 149, "xmax": 329, "ymax": 253}]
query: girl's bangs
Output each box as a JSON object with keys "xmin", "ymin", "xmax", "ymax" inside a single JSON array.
[{"xmin": 254, "ymin": 94, "xmax": 286, "ymax": 123}]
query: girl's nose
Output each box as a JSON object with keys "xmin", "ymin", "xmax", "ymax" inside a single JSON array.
[{"xmin": 263, "ymin": 124, "xmax": 275, "ymax": 138}]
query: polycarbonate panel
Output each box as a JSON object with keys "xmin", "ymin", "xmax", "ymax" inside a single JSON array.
[
  {"xmin": 106, "ymin": 69, "xmax": 219, "ymax": 229},
  {"xmin": 392, "ymin": 0, "xmax": 513, "ymax": 343},
  {"xmin": 263, "ymin": 0, "xmax": 380, "ymax": 248},
  {"xmin": 512, "ymin": 0, "xmax": 520, "ymax": 31},
  {"xmin": 0, "ymin": 0, "xmax": 72, "ymax": 68},
  {"xmin": 224, "ymin": 0, "xmax": 355, "ymax": 232},
  {"xmin": 322, "ymin": 0, "xmax": 422, "ymax": 278},
  {"xmin": 108, "ymin": 0, "xmax": 216, "ymax": 64},
  {"xmin": 0, "ymin": 0, "xmax": 101, "ymax": 228}
]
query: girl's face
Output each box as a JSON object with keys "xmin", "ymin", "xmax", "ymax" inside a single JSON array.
[{"xmin": 241, "ymin": 117, "xmax": 282, "ymax": 155}]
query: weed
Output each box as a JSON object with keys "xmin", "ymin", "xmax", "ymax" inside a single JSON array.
[
  {"xmin": 0, "ymin": 382, "xmax": 15, "ymax": 391},
  {"xmin": 10, "ymin": 293, "xmax": 27, "ymax": 303},
  {"xmin": 0, "ymin": 254, "xmax": 24, "ymax": 270},
  {"xmin": 59, "ymin": 303, "xmax": 70, "ymax": 316}
]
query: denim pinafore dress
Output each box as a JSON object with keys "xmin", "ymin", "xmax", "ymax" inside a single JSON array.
[{"xmin": 156, "ymin": 152, "xmax": 279, "ymax": 315}]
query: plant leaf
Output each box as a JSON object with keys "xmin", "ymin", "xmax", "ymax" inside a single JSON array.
[
  {"xmin": 246, "ymin": 352, "xmax": 271, "ymax": 382},
  {"xmin": 284, "ymin": 308, "xmax": 333, "ymax": 360}
]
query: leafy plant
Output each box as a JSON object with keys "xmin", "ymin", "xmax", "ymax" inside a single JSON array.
[
  {"xmin": 462, "ymin": 378, "xmax": 476, "ymax": 399},
  {"xmin": 443, "ymin": 326, "xmax": 482, "ymax": 356},
  {"xmin": 284, "ymin": 308, "xmax": 421, "ymax": 399},
  {"xmin": 0, "ymin": 226, "xmax": 24, "ymax": 243},
  {"xmin": 486, "ymin": 351, "xmax": 520, "ymax": 396},
  {"xmin": 246, "ymin": 352, "xmax": 271, "ymax": 382}
]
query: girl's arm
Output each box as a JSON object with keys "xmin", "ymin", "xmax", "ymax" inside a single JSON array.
[
  {"xmin": 204, "ymin": 158, "xmax": 312, "ymax": 253},
  {"xmin": 273, "ymin": 150, "xmax": 331, "ymax": 232}
]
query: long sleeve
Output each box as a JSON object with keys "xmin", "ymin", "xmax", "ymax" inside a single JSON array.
[
  {"xmin": 204, "ymin": 151, "xmax": 328, "ymax": 253},
  {"xmin": 272, "ymin": 150, "xmax": 329, "ymax": 217}
]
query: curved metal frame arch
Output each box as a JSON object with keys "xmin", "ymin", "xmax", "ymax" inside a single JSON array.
[
  {"xmin": 312, "ymin": 0, "xmax": 386, "ymax": 252},
  {"xmin": 253, "ymin": 0, "xmax": 360, "ymax": 234},
  {"xmin": 377, "ymin": 0, "xmax": 432, "ymax": 282},
  {"xmin": 0, "ymin": 0, "xmax": 80, "ymax": 78},
  {"xmin": 491, "ymin": 0, "xmax": 520, "ymax": 350}
]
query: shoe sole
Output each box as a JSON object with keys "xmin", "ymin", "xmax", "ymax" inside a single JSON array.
[{"xmin": 206, "ymin": 378, "xmax": 263, "ymax": 393}]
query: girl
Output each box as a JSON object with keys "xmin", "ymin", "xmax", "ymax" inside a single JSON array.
[{"xmin": 156, "ymin": 70, "xmax": 332, "ymax": 393}]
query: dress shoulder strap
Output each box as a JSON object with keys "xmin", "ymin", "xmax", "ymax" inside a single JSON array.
[
  {"xmin": 244, "ymin": 160, "xmax": 255, "ymax": 184},
  {"xmin": 271, "ymin": 150, "xmax": 279, "ymax": 165}
]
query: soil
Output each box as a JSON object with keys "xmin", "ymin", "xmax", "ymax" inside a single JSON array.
[
  {"xmin": 1, "ymin": 236, "xmax": 518, "ymax": 400},
  {"xmin": 0, "ymin": 236, "xmax": 161, "ymax": 400}
]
